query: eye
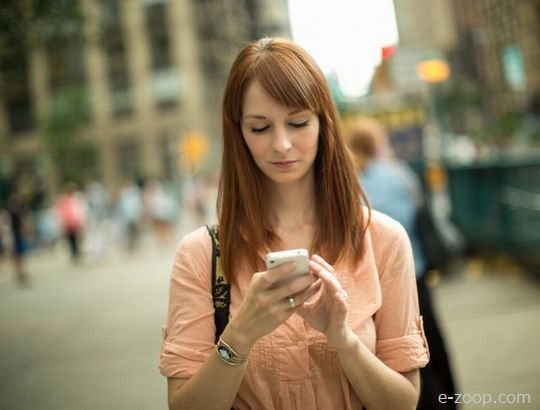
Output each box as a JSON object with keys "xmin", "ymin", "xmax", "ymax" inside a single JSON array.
[
  {"xmin": 251, "ymin": 125, "xmax": 270, "ymax": 133},
  {"xmin": 290, "ymin": 120, "xmax": 309, "ymax": 128}
]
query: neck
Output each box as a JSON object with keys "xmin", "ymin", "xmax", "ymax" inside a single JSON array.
[{"xmin": 266, "ymin": 178, "xmax": 316, "ymax": 230}]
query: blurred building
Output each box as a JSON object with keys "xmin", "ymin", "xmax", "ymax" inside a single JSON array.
[
  {"xmin": 364, "ymin": 0, "xmax": 540, "ymax": 155},
  {"xmin": 389, "ymin": 0, "xmax": 458, "ymax": 93},
  {"xmin": 349, "ymin": 1, "xmax": 459, "ymax": 162},
  {"xmin": 452, "ymin": 0, "xmax": 540, "ymax": 107},
  {"xmin": 393, "ymin": 0, "xmax": 458, "ymax": 51},
  {"xmin": 388, "ymin": 0, "xmax": 540, "ymax": 111},
  {"xmin": 193, "ymin": 0, "xmax": 290, "ymax": 161},
  {"xmin": 0, "ymin": 0, "xmax": 291, "ymax": 195}
]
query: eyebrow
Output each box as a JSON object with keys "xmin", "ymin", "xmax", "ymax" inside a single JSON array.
[{"xmin": 243, "ymin": 109, "xmax": 306, "ymax": 120}]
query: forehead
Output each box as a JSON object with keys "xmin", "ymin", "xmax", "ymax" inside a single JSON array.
[{"xmin": 242, "ymin": 80, "xmax": 303, "ymax": 117}]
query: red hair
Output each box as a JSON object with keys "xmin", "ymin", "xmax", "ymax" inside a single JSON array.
[{"xmin": 218, "ymin": 38, "xmax": 370, "ymax": 283}]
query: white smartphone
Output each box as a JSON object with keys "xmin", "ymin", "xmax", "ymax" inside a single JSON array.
[{"xmin": 265, "ymin": 249, "xmax": 310, "ymax": 280}]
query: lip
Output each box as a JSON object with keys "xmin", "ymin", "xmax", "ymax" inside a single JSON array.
[
  {"xmin": 272, "ymin": 160, "xmax": 297, "ymax": 165},
  {"xmin": 270, "ymin": 160, "xmax": 298, "ymax": 169}
]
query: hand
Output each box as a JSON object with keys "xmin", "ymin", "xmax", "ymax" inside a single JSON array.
[
  {"xmin": 296, "ymin": 254, "xmax": 353, "ymax": 350},
  {"xmin": 223, "ymin": 261, "xmax": 321, "ymax": 355}
]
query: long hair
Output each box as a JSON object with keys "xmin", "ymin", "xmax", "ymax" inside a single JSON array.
[{"xmin": 218, "ymin": 38, "xmax": 370, "ymax": 283}]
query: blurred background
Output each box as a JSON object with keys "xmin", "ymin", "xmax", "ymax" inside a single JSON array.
[{"xmin": 0, "ymin": 0, "xmax": 538, "ymax": 409}]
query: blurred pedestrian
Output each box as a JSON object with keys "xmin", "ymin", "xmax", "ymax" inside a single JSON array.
[
  {"xmin": 0, "ymin": 209, "xmax": 11, "ymax": 277},
  {"xmin": 5, "ymin": 187, "xmax": 31, "ymax": 286},
  {"xmin": 35, "ymin": 203, "xmax": 61, "ymax": 249},
  {"xmin": 161, "ymin": 38, "xmax": 428, "ymax": 409},
  {"xmin": 55, "ymin": 182, "xmax": 87, "ymax": 263},
  {"xmin": 143, "ymin": 178, "xmax": 176, "ymax": 244},
  {"xmin": 115, "ymin": 179, "xmax": 143, "ymax": 251},
  {"xmin": 83, "ymin": 180, "xmax": 109, "ymax": 262},
  {"xmin": 193, "ymin": 182, "xmax": 207, "ymax": 227},
  {"xmin": 187, "ymin": 175, "xmax": 214, "ymax": 227},
  {"xmin": 348, "ymin": 116, "xmax": 457, "ymax": 409}
]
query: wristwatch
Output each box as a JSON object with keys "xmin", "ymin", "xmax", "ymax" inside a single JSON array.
[{"xmin": 215, "ymin": 336, "xmax": 248, "ymax": 366}]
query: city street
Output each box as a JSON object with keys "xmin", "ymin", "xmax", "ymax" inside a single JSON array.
[
  {"xmin": 0, "ymin": 220, "xmax": 539, "ymax": 409},
  {"xmin": 1, "ymin": 1, "xmax": 539, "ymax": 409}
]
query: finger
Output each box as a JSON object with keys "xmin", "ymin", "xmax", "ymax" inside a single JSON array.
[
  {"xmin": 293, "ymin": 278, "xmax": 322, "ymax": 305},
  {"xmin": 288, "ymin": 279, "xmax": 322, "ymax": 312},
  {"xmin": 312, "ymin": 254, "xmax": 335, "ymax": 273},
  {"xmin": 262, "ymin": 261, "xmax": 297, "ymax": 286},
  {"xmin": 270, "ymin": 272, "xmax": 318, "ymax": 299},
  {"xmin": 309, "ymin": 260, "xmax": 343, "ymax": 295}
]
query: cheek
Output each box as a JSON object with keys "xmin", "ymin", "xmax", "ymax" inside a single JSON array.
[
  {"xmin": 299, "ymin": 127, "xmax": 319, "ymax": 155},
  {"xmin": 244, "ymin": 137, "xmax": 267, "ymax": 161}
]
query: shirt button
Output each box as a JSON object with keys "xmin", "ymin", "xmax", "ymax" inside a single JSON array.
[{"xmin": 296, "ymin": 341, "xmax": 305, "ymax": 348}]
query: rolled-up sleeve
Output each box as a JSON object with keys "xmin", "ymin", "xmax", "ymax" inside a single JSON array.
[
  {"xmin": 159, "ymin": 228, "xmax": 215, "ymax": 378},
  {"xmin": 374, "ymin": 223, "xmax": 430, "ymax": 373}
]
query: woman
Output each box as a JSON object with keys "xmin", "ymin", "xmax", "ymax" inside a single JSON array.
[
  {"xmin": 160, "ymin": 38, "xmax": 429, "ymax": 410},
  {"xmin": 55, "ymin": 182, "xmax": 87, "ymax": 263}
]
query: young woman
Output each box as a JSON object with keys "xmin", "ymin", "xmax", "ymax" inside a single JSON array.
[{"xmin": 160, "ymin": 38, "xmax": 429, "ymax": 410}]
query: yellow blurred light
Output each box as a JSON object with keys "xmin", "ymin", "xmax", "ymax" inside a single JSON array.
[
  {"xmin": 425, "ymin": 162, "xmax": 447, "ymax": 191},
  {"xmin": 179, "ymin": 132, "xmax": 208, "ymax": 165},
  {"xmin": 416, "ymin": 59, "xmax": 450, "ymax": 83}
]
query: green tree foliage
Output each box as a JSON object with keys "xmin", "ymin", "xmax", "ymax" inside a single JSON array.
[
  {"xmin": 0, "ymin": 1, "xmax": 92, "ymax": 185},
  {"xmin": 0, "ymin": 0, "xmax": 84, "ymax": 81},
  {"xmin": 40, "ymin": 86, "xmax": 96, "ymax": 185}
]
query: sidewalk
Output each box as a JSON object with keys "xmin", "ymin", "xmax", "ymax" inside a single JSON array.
[
  {"xmin": 431, "ymin": 258, "xmax": 540, "ymax": 408},
  {"xmin": 0, "ymin": 231, "xmax": 180, "ymax": 410}
]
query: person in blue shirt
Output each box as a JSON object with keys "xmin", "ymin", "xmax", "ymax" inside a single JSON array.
[{"xmin": 348, "ymin": 116, "xmax": 457, "ymax": 410}]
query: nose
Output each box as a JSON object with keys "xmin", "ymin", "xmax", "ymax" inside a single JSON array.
[{"xmin": 271, "ymin": 126, "xmax": 292, "ymax": 153}]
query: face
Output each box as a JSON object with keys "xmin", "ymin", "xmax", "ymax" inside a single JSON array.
[{"xmin": 240, "ymin": 80, "xmax": 320, "ymax": 187}]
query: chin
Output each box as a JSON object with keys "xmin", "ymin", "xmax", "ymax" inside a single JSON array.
[{"xmin": 265, "ymin": 170, "xmax": 310, "ymax": 185}]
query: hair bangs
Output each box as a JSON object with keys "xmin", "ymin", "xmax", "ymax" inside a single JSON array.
[{"xmin": 253, "ymin": 50, "xmax": 322, "ymax": 113}]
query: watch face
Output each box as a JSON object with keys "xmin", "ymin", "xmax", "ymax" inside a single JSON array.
[{"xmin": 218, "ymin": 345, "xmax": 233, "ymax": 361}]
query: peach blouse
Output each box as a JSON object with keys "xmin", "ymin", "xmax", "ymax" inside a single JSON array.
[{"xmin": 160, "ymin": 210, "xmax": 429, "ymax": 409}]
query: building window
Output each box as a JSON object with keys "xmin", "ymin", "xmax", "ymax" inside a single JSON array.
[
  {"xmin": 3, "ymin": 85, "xmax": 34, "ymax": 135},
  {"xmin": 151, "ymin": 68, "xmax": 180, "ymax": 108},
  {"xmin": 1, "ymin": 52, "xmax": 34, "ymax": 135},
  {"xmin": 46, "ymin": 21, "xmax": 90, "ymax": 124},
  {"xmin": 141, "ymin": 0, "xmax": 168, "ymax": 6},
  {"xmin": 116, "ymin": 138, "xmax": 142, "ymax": 179},
  {"xmin": 160, "ymin": 130, "xmax": 178, "ymax": 180},
  {"xmin": 48, "ymin": 44, "xmax": 86, "ymax": 92},
  {"xmin": 76, "ymin": 142, "xmax": 101, "ymax": 181},
  {"xmin": 146, "ymin": 2, "xmax": 171, "ymax": 70},
  {"xmin": 100, "ymin": 0, "xmax": 133, "ymax": 117},
  {"xmin": 144, "ymin": 1, "xmax": 179, "ymax": 107},
  {"xmin": 46, "ymin": 13, "xmax": 86, "ymax": 93}
]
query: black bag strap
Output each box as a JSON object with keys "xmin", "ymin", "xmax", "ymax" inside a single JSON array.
[{"xmin": 206, "ymin": 224, "xmax": 231, "ymax": 344}]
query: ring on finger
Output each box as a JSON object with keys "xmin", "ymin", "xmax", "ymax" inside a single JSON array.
[{"xmin": 287, "ymin": 296, "xmax": 296, "ymax": 309}]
